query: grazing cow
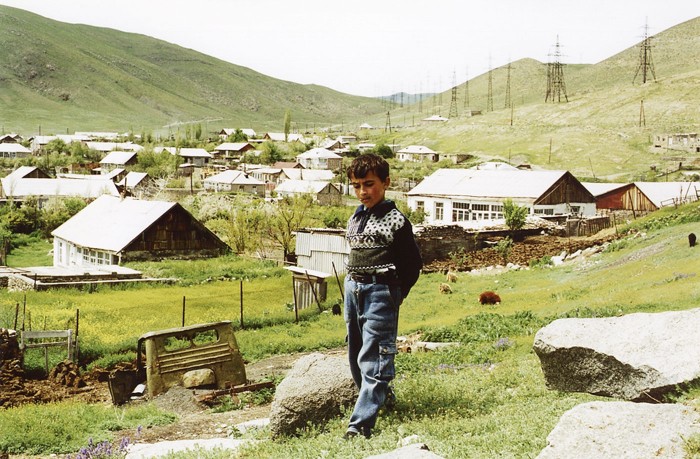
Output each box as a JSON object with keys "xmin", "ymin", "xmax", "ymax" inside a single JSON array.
[
  {"xmin": 439, "ymin": 283, "xmax": 453, "ymax": 294},
  {"xmin": 689, "ymin": 233, "xmax": 696, "ymax": 247},
  {"xmin": 479, "ymin": 291, "xmax": 501, "ymax": 305},
  {"xmin": 446, "ymin": 271, "xmax": 458, "ymax": 283}
]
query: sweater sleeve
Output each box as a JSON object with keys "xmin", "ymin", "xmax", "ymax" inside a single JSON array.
[{"xmin": 391, "ymin": 217, "xmax": 423, "ymax": 299}]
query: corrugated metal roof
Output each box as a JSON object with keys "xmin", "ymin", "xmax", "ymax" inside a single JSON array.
[
  {"xmin": 634, "ymin": 181, "xmax": 700, "ymax": 207},
  {"xmin": 214, "ymin": 142, "xmax": 251, "ymax": 152},
  {"xmin": 275, "ymin": 180, "xmax": 333, "ymax": 194},
  {"xmin": 581, "ymin": 182, "xmax": 628, "ymax": 197},
  {"xmin": 52, "ymin": 195, "xmax": 176, "ymax": 252},
  {"xmin": 281, "ymin": 168, "xmax": 335, "ymax": 181},
  {"xmin": 4, "ymin": 178, "xmax": 119, "ymax": 198},
  {"xmin": 398, "ymin": 145, "xmax": 436, "ymax": 154},
  {"xmin": 0, "ymin": 143, "xmax": 31, "ymax": 153},
  {"xmin": 297, "ymin": 148, "xmax": 341, "ymax": 159},
  {"xmin": 117, "ymin": 171, "xmax": 149, "ymax": 188},
  {"xmin": 203, "ymin": 170, "xmax": 264, "ymax": 185},
  {"xmin": 100, "ymin": 151, "xmax": 137, "ymax": 165},
  {"xmin": 407, "ymin": 168, "xmax": 568, "ymax": 199}
]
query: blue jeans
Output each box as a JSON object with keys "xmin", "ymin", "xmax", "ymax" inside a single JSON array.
[{"xmin": 344, "ymin": 276, "xmax": 402, "ymax": 435}]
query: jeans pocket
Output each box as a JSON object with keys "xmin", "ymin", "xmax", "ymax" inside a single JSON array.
[{"xmin": 377, "ymin": 341, "xmax": 397, "ymax": 380}]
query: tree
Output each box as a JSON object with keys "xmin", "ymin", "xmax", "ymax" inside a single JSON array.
[
  {"xmin": 503, "ymin": 198, "xmax": 528, "ymax": 232},
  {"xmin": 260, "ymin": 141, "xmax": 282, "ymax": 165},
  {"xmin": 375, "ymin": 144, "xmax": 394, "ymax": 159},
  {"xmin": 227, "ymin": 129, "xmax": 248, "ymax": 143},
  {"xmin": 263, "ymin": 195, "xmax": 313, "ymax": 260},
  {"xmin": 283, "ymin": 109, "xmax": 291, "ymax": 142}
]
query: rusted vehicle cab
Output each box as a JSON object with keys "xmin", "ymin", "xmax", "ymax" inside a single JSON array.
[{"xmin": 137, "ymin": 320, "xmax": 247, "ymax": 397}]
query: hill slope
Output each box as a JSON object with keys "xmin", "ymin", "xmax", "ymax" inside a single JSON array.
[
  {"xmin": 0, "ymin": 5, "xmax": 386, "ymax": 134},
  {"xmin": 366, "ymin": 17, "xmax": 700, "ymax": 181}
]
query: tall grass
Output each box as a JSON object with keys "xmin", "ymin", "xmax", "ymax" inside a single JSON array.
[{"xmin": 2, "ymin": 204, "xmax": 700, "ymax": 456}]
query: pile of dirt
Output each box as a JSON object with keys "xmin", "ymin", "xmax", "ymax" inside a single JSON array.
[
  {"xmin": 0, "ymin": 328, "xmax": 111, "ymax": 408},
  {"xmin": 424, "ymin": 232, "xmax": 619, "ymax": 273}
]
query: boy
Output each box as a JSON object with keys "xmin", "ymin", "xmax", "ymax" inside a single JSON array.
[{"xmin": 343, "ymin": 153, "xmax": 422, "ymax": 439}]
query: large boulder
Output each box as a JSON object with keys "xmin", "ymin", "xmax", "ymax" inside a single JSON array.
[
  {"xmin": 537, "ymin": 401, "xmax": 700, "ymax": 459},
  {"xmin": 533, "ymin": 308, "xmax": 700, "ymax": 401},
  {"xmin": 269, "ymin": 352, "xmax": 357, "ymax": 438}
]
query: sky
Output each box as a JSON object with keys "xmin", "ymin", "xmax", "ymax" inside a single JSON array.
[{"xmin": 1, "ymin": 0, "xmax": 699, "ymax": 97}]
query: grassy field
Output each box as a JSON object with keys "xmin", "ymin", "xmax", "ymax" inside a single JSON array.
[{"xmin": 1, "ymin": 204, "xmax": 699, "ymax": 457}]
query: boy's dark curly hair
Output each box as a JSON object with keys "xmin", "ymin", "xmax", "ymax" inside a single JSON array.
[{"xmin": 346, "ymin": 153, "xmax": 390, "ymax": 181}]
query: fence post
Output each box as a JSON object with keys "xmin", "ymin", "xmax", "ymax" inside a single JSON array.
[
  {"xmin": 75, "ymin": 308, "xmax": 80, "ymax": 362},
  {"xmin": 292, "ymin": 276, "xmax": 299, "ymax": 323},
  {"xmin": 182, "ymin": 296, "xmax": 186, "ymax": 327},
  {"xmin": 239, "ymin": 280, "xmax": 244, "ymax": 329}
]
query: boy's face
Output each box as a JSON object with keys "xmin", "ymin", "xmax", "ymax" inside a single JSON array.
[{"xmin": 350, "ymin": 171, "xmax": 390, "ymax": 209}]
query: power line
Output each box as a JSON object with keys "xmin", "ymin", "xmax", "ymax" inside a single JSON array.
[
  {"xmin": 545, "ymin": 36, "xmax": 568, "ymax": 103},
  {"xmin": 633, "ymin": 19, "xmax": 657, "ymax": 84}
]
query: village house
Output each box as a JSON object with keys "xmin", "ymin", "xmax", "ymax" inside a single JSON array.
[
  {"xmin": 155, "ymin": 147, "xmax": 212, "ymax": 167},
  {"xmin": 0, "ymin": 133, "xmax": 23, "ymax": 143},
  {"xmin": 116, "ymin": 171, "xmax": 151, "ymax": 198},
  {"xmin": 0, "ymin": 143, "xmax": 32, "ymax": 159},
  {"xmin": 218, "ymin": 128, "xmax": 257, "ymax": 140},
  {"xmin": 51, "ymin": 195, "xmax": 229, "ymax": 267},
  {"xmin": 86, "ymin": 141, "xmax": 143, "ymax": 154},
  {"xmin": 99, "ymin": 151, "xmax": 138, "ymax": 174},
  {"xmin": 202, "ymin": 169, "xmax": 264, "ymax": 194},
  {"xmin": 212, "ymin": 142, "xmax": 254, "ymax": 163},
  {"xmin": 295, "ymin": 148, "xmax": 342, "ymax": 170},
  {"xmin": 274, "ymin": 180, "xmax": 342, "ymax": 205},
  {"xmin": 0, "ymin": 176, "xmax": 119, "ymax": 205},
  {"xmin": 280, "ymin": 167, "xmax": 336, "ymax": 182},
  {"xmin": 583, "ymin": 181, "xmax": 700, "ymax": 213},
  {"xmin": 397, "ymin": 145, "xmax": 439, "ymax": 162},
  {"xmin": 29, "ymin": 134, "xmax": 91, "ymax": 152},
  {"xmin": 653, "ymin": 133, "xmax": 700, "ymax": 153},
  {"xmin": 263, "ymin": 132, "xmax": 306, "ymax": 143},
  {"xmin": 407, "ymin": 168, "xmax": 596, "ymax": 226}
]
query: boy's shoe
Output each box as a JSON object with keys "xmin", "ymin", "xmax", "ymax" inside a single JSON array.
[{"xmin": 344, "ymin": 426, "xmax": 371, "ymax": 439}]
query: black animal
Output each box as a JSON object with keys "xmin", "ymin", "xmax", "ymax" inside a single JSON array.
[
  {"xmin": 331, "ymin": 303, "xmax": 342, "ymax": 315},
  {"xmin": 690, "ymin": 233, "xmax": 696, "ymax": 247}
]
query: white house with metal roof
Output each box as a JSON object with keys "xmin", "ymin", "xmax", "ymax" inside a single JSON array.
[
  {"xmin": 51, "ymin": 195, "xmax": 229, "ymax": 267},
  {"xmin": 274, "ymin": 180, "xmax": 342, "ymax": 205},
  {"xmin": 202, "ymin": 170, "xmax": 264, "ymax": 194},
  {"xmin": 407, "ymin": 168, "xmax": 596, "ymax": 226},
  {"xmin": 0, "ymin": 143, "xmax": 32, "ymax": 159},
  {"xmin": 1, "ymin": 176, "xmax": 119, "ymax": 203},
  {"xmin": 397, "ymin": 145, "xmax": 438, "ymax": 162},
  {"xmin": 99, "ymin": 151, "xmax": 138, "ymax": 173},
  {"xmin": 295, "ymin": 148, "xmax": 342, "ymax": 170}
]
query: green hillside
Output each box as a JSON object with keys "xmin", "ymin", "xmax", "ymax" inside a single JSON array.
[
  {"xmin": 0, "ymin": 6, "xmax": 698, "ymax": 181},
  {"xmin": 0, "ymin": 5, "xmax": 386, "ymax": 135},
  {"xmin": 364, "ymin": 16, "xmax": 700, "ymax": 181}
]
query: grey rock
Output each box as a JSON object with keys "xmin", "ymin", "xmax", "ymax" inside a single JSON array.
[
  {"xmin": 182, "ymin": 368, "xmax": 216, "ymax": 388},
  {"xmin": 269, "ymin": 352, "xmax": 357, "ymax": 438},
  {"xmin": 533, "ymin": 308, "xmax": 700, "ymax": 400},
  {"xmin": 537, "ymin": 401, "xmax": 700, "ymax": 459}
]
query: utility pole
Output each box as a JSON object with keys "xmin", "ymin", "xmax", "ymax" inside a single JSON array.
[
  {"xmin": 384, "ymin": 111, "xmax": 392, "ymax": 133},
  {"xmin": 639, "ymin": 99, "xmax": 646, "ymax": 127},
  {"xmin": 504, "ymin": 62, "xmax": 513, "ymax": 109},
  {"xmin": 487, "ymin": 64, "xmax": 494, "ymax": 112},
  {"xmin": 633, "ymin": 19, "xmax": 657, "ymax": 84},
  {"xmin": 463, "ymin": 66, "xmax": 470, "ymax": 110}
]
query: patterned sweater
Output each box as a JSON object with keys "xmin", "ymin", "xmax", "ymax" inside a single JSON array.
[{"xmin": 346, "ymin": 200, "xmax": 422, "ymax": 298}]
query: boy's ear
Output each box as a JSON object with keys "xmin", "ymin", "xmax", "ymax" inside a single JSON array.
[{"xmin": 385, "ymin": 177, "xmax": 391, "ymax": 188}]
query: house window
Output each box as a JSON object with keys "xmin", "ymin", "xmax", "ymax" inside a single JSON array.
[
  {"xmin": 416, "ymin": 201, "xmax": 424, "ymax": 213},
  {"xmin": 471, "ymin": 203, "xmax": 490, "ymax": 220},
  {"xmin": 534, "ymin": 208, "xmax": 555, "ymax": 215},
  {"xmin": 570, "ymin": 206, "xmax": 581, "ymax": 215},
  {"xmin": 434, "ymin": 202, "xmax": 444, "ymax": 221},
  {"xmin": 452, "ymin": 202, "xmax": 470, "ymax": 221}
]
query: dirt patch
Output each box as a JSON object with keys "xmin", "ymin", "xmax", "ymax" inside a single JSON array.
[{"xmin": 424, "ymin": 230, "xmax": 619, "ymax": 273}]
